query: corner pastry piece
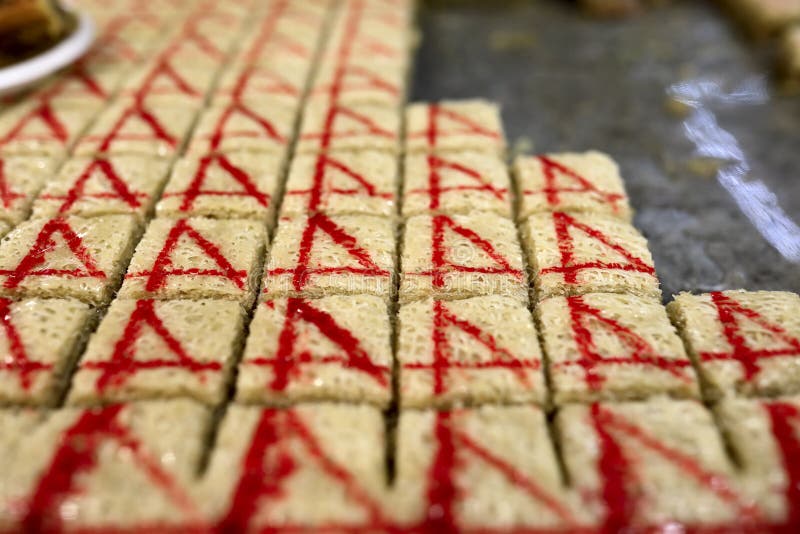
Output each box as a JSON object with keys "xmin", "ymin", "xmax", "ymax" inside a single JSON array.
[
  {"xmin": 668, "ymin": 291, "xmax": 800, "ymax": 399},
  {"xmin": 156, "ymin": 152, "xmax": 283, "ymax": 223},
  {"xmin": 280, "ymin": 151, "xmax": 398, "ymax": 217},
  {"xmin": 0, "ymin": 297, "xmax": 92, "ymax": 406},
  {"xmin": 391, "ymin": 405, "xmax": 590, "ymax": 531},
  {"xmin": 522, "ymin": 211, "xmax": 659, "ymax": 301},
  {"xmin": 557, "ymin": 399, "xmax": 762, "ymax": 530},
  {"xmin": 119, "ymin": 217, "xmax": 266, "ymax": 305},
  {"xmin": 397, "ymin": 295, "xmax": 545, "ymax": 408},
  {"xmin": 0, "ymin": 400, "xmax": 210, "ymax": 531},
  {"xmin": 400, "ymin": 212, "xmax": 527, "ymax": 304},
  {"xmin": 0, "ymin": 215, "xmax": 140, "ymax": 305},
  {"xmin": 538, "ymin": 293, "xmax": 699, "ymax": 405},
  {"xmin": 263, "ymin": 213, "xmax": 395, "ymax": 301},
  {"xmin": 0, "ymin": 155, "xmax": 61, "ymax": 224},
  {"xmin": 515, "ymin": 151, "xmax": 632, "ymax": 221},
  {"xmin": 69, "ymin": 299, "xmax": 245, "ymax": 406},
  {"xmin": 402, "ymin": 151, "xmax": 512, "ymax": 218},
  {"xmin": 198, "ymin": 404, "xmax": 390, "ymax": 531},
  {"xmin": 405, "ymin": 99, "xmax": 506, "ymax": 155},
  {"xmin": 237, "ymin": 295, "xmax": 392, "ymax": 406},
  {"xmin": 32, "ymin": 156, "xmax": 171, "ymax": 221}
]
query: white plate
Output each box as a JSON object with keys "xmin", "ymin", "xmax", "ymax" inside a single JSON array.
[{"xmin": 0, "ymin": 10, "xmax": 95, "ymax": 98}]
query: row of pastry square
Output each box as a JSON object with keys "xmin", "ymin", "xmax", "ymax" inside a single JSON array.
[{"xmin": 2, "ymin": 396, "xmax": 800, "ymax": 530}]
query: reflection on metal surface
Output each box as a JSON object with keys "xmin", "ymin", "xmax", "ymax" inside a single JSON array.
[{"xmin": 668, "ymin": 78, "xmax": 800, "ymax": 263}]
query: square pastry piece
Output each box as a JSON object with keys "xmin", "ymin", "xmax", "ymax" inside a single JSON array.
[
  {"xmin": 405, "ymin": 100, "xmax": 506, "ymax": 155},
  {"xmin": 74, "ymin": 99, "xmax": 199, "ymax": 159},
  {"xmin": 522, "ymin": 211, "xmax": 660, "ymax": 301},
  {"xmin": 120, "ymin": 217, "xmax": 266, "ymax": 304},
  {"xmin": 0, "ymin": 298, "xmax": 93, "ymax": 406},
  {"xmin": 32, "ymin": 156, "xmax": 171, "ymax": 221},
  {"xmin": 714, "ymin": 396, "xmax": 800, "ymax": 526},
  {"xmin": 392, "ymin": 405, "xmax": 589, "ymax": 531},
  {"xmin": 402, "ymin": 151, "xmax": 511, "ymax": 218},
  {"xmin": 156, "ymin": 152, "xmax": 283, "ymax": 222},
  {"xmin": 539, "ymin": 293, "xmax": 698, "ymax": 405},
  {"xmin": 263, "ymin": 213, "xmax": 395, "ymax": 301},
  {"xmin": 69, "ymin": 299, "xmax": 245, "ymax": 406},
  {"xmin": 238, "ymin": 295, "xmax": 392, "ymax": 406},
  {"xmin": 668, "ymin": 291, "xmax": 800, "ymax": 399},
  {"xmin": 0, "ymin": 215, "xmax": 140, "ymax": 305},
  {"xmin": 296, "ymin": 101, "xmax": 400, "ymax": 154},
  {"xmin": 515, "ymin": 151, "xmax": 632, "ymax": 221},
  {"xmin": 280, "ymin": 151, "xmax": 397, "ymax": 217},
  {"xmin": 198, "ymin": 404, "xmax": 390, "ymax": 531},
  {"xmin": 557, "ymin": 399, "xmax": 760, "ymax": 531},
  {"xmin": 0, "ymin": 400, "xmax": 210, "ymax": 531},
  {"xmin": 400, "ymin": 212, "xmax": 527, "ymax": 304},
  {"xmin": 307, "ymin": 60, "xmax": 406, "ymax": 107},
  {"xmin": 0, "ymin": 155, "xmax": 62, "ymax": 225},
  {"xmin": 397, "ymin": 296, "xmax": 545, "ymax": 408},
  {"xmin": 186, "ymin": 100, "xmax": 297, "ymax": 155},
  {"xmin": 0, "ymin": 100, "xmax": 98, "ymax": 157}
]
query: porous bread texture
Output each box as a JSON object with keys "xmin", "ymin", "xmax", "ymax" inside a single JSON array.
[
  {"xmin": 237, "ymin": 295, "xmax": 392, "ymax": 406},
  {"xmin": 280, "ymin": 151, "xmax": 398, "ymax": 217},
  {"xmin": 0, "ymin": 298, "xmax": 93, "ymax": 406},
  {"xmin": 212, "ymin": 59, "xmax": 309, "ymax": 108},
  {"xmin": 307, "ymin": 60, "xmax": 406, "ymax": 107},
  {"xmin": 197, "ymin": 403, "xmax": 388, "ymax": 529},
  {"xmin": 263, "ymin": 214, "xmax": 395, "ymax": 301},
  {"xmin": 668, "ymin": 290, "xmax": 800, "ymax": 399},
  {"xmin": 156, "ymin": 152, "xmax": 284, "ymax": 223},
  {"xmin": 397, "ymin": 295, "xmax": 545, "ymax": 408},
  {"xmin": 295, "ymin": 101, "xmax": 401, "ymax": 154},
  {"xmin": 74, "ymin": 98, "xmax": 200, "ymax": 158},
  {"xmin": 556, "ymin": 399, "xmax": 757, "ymax": 528},
  {"xmin": 0, "ymin": 100, "xmax": 99, "ymax": 157},
  {"xmin": 69, "ymin": 299, "xmax": 245, "ymax": 406},
  {"xmin": 391, "ymin": 405, "xmax": 590, "ymax": 530},
  {"xmin": 538, "ymin": 293, "xmax": 699, "ymax": 405},
  {"xmin": 405, "ymin": 99, "xmax": 506, "ymax": 155},
  {"xmin": 400, "ymin": 212, "xmax": 527, "ymax": 304},
  {"xmin": 723, "ymin": 0, "xmax": 800, "ymax": 37},
  {"xmin": 780, "ymin": 25, "xmax": 800, "ymax": 90},
  {"xmin": 0, "ymin": 215, "xmax": 141, "ymax": 305},
  {"xmin": 514, "ymin": 151, "xmax": 632, "ymax": 221},
  {"xmin": 402, "ymin": 151, "xmax": 511, "ymax": 218},
  {"xmin": 522, "ymin": 211, "xmax": 660, "ymax": 301},
  {"xmin": 714, "ymin": 395, "xmax": 800, "ymax": 523},
  {"xmin": 0, "ymin": 400, "xmax": 210, "ymax": 530},
  {"xmin": 0, "ymin": 155, "xmax": 62, "ymax": 224},
  {"xmin": 0, "ymin": 222, "xmax": 9, "ymax": 239},
  {"xmin": 119, "ymin": 217, "xmax": 266, "ymax": 305},
  {"xmin": 32, "ymin": 156, "xmax": 171, "ymax": 221},
  {"xmin": 185, "ymin": 100, "xmax": 297, "ymax": 155}
]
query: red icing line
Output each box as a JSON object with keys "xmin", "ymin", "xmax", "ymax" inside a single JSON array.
[
  {"xmin": 201, "ymin": 103, "xmax": 287, "ymax": 153},
  {"xmin": 561, "ymin": 296, "xmax": 693, "ymax": 390},
  {"xmin": 591, "ymin": 404, "xmax": 762, "ymax": 532},
  {"xmin": 82, "ymin": 299, "xmax": 222, "ymax": 393},
  {"xmin": 528, "ymin": 156, "xmax": 625, "ymax": 212},
  {"xmin": 22, "ymin": 404, "xmax": 198, "ymax": 532},
  {"xmin": 165, "ymin": 154, "xmax": 269, "ymax": 212},
  {"xmin": 699, "ymin": 292, "xmax": 800, "ymax": 381},
  {"xmin": 421, "ymin": 214, "xmax": 523, "ymax": 289},
  {"xmin": 539, "ymin": 211, "xmax": 655, "ymax": 283},
  {"xmin": 270, "ymin": 212, "xmax": 389, "ymax": 292},
  {"xmin": 93, "ymin": 103, "xmax": 177, "ymax": 154},
  {"xmin": 247, "ymin": 298, "xmax": 388, "ymax": 392},
  {"xmin": 0, "ymin": 298, "xmax": 52, "ymax": 390},
  {"xmin": 418, "ymin": 103, "xmax": 501, "ymax": 149},
  {"xmin": 764, "ymin": 401, "xmax": 800, "ymax": 528},
  {"xmin": 310, "ymin": 64, "xmax": 400, "ymax": 100},
  {"xmin": 0, "ymin": 159, "xmax": 25, "ymax": 209},
  {"xmin": 125, "ymin": 218, "xmax": 246, "ymax": 293},
  {"xmin": 0, "ymin": 102, "xmax": 68, "ymax": 147},
  {"xmin": 51, "ymin": 158, "xmax": 145, "ymax": 214},
  {"xmin": 132, "ymin": 56, "xmax": 202, "ymax": 102},
  {"xmin": 405, "ymin": 300, "xmax": 536, "ymax": 396},
  {"xmin": 1, "ymin": 217, "xmax": 106, "ymax": 289},
  {"xmin": 216, "ymin": 408, "xmax": 388, "ymax": 531},
  {"xmin": 291, "ymin": 153, "xmax": 387, "ymax": 212},
  {"xmin": 410, "ymin": 154, "xmax": 506, "ymax": 212}
]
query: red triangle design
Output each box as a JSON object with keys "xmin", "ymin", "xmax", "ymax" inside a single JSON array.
[
  {"xmin": 532, "ymin": 156, "xmax": 625, "ymax": 212},
  {"xmin": 170, "ymin": 154, "xmax": 269, "ymax": 212}
]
